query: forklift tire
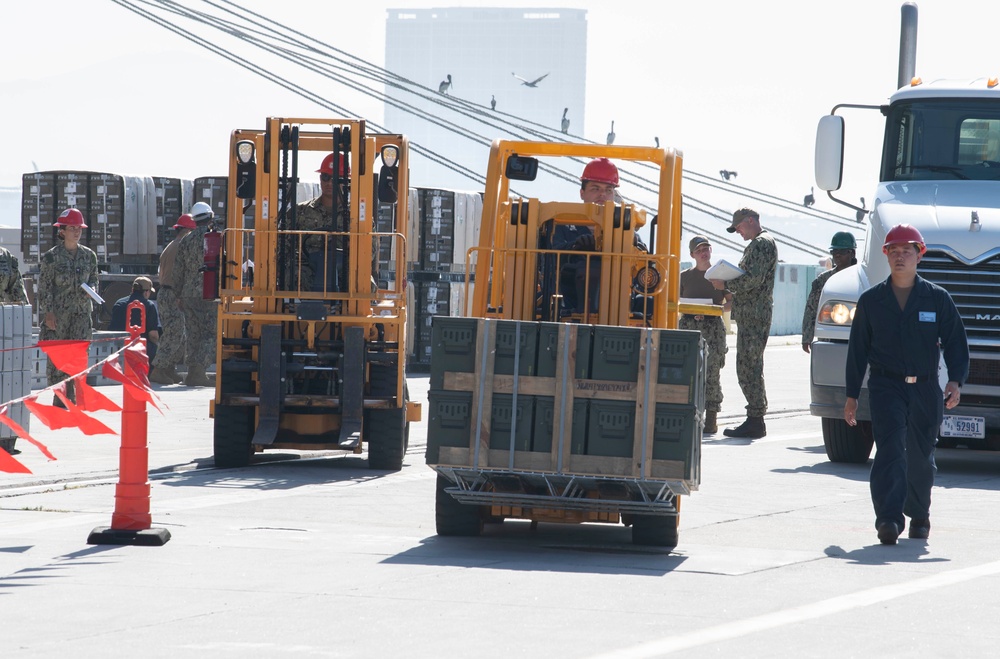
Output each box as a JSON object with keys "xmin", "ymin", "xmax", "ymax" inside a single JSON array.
[
  {"xmin": 631, "ymin": 514, "xmax": 679, "ymax": 547},
  {"xmin": 367, "ymin": 404, "xmax": 407, "ymax": 471},
  {"xmin": 366, "ymin": 364, "xmax": 409, "ymax": 471},
  {"xmin": 213, "ymin": 405, "xmax": 254, "ymax": 469},
  {"xmin": 435, "ymin": 475, "xmax": 484, "ymax": 536}
]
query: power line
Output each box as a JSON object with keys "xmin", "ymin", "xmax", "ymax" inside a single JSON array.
[{"xmin": 115, "ymin": 0, "xmax": 850, "ymax": 258}]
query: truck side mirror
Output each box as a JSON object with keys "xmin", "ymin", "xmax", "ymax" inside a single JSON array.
[{"xmin": 815, "ymin": 115, "xmax": 845, "ymax": 191}]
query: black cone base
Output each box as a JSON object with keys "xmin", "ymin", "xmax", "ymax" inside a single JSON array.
[{"xmin": 87, "ymin": 527, "xmax": 171, "ymax": 546}]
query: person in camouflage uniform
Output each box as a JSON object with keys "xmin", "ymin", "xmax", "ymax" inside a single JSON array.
[
  {"xmin": 710, "ymin": 208, "xmax": 777, "ymax": 438},
  {"xmin": 292, "ymin": 153, "xmax": 351, "ymax": 293},
  {"xmin": 172, "ymin": 203, "xmax": 218, "ymax": 387},
  {"xmin": 0, "ymin": 246, "xmax": 29, "ymax": 305},
  {"xmin": 679, "ymin": 236, "xmax": 732, "ymax": 434},
  {"xmin": 801, "ymin": 231, "xmax": 858, "ymax": 352},
  {"xmin": 38, "ymin": 208, "xmax": 100, "ymax": 406},
  {"xmin": 149, "ymin": 214, "xmax": 195, "ymax": 385}
]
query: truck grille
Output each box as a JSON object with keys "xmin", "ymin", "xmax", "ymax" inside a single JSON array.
[{"xmin": 919, "ymin": 250, "xmax": 1000, "ymax": 356}]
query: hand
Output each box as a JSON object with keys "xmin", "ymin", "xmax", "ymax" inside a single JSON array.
[
  {"xmin": 708, "ymin": 278, "xmax": 725, "ymax": 290},
  {"xmin": 573, "ymin": 233, "xmax": 596, "ymax": 251},
  {"xmin": 802, "ymin": 343, "xmax": 811, "ymax": 353},
  {"xmin": 844, "ymin": 397, "xmax": 858, "ymax": 426},
  {"xmin": 943, "ymin": 381, "xmax": 961, "ymax": 410}
]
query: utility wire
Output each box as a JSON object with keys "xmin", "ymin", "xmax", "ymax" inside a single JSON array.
[{"xmin": 116, "ymin": 0, "xmax": 848, "ymax": 257}]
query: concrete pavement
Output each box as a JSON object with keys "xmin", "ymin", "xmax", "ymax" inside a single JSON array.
[{"xmin": 4, "ymin": 336, "xmax": 1000, "ymax": 658}]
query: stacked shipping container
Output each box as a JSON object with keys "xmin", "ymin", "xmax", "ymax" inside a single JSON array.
[{"xmin": 407, "ymin": 188, "xmax": 482, "ymax": 369}]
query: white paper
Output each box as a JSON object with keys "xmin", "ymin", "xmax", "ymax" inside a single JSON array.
[
  {"xmin": 81, "ymin": 283, "xmax": 105, "ymax": 304},
  {"xmin": 704, "ymin": 259, "xmax": 745, "ymax": 281},
  {"xmin": 679, "ymin": 297, "xmax": 714, "ymax": 306}
]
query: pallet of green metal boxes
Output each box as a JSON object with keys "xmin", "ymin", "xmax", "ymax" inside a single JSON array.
[{"xmin": 427, "ymin": 316, "xmax": 705, "ymax": 546}]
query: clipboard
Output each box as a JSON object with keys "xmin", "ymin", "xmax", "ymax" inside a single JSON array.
[
  {"xmin": 704, "ymin": 259, "xmax": 745, "ymax": 281},
  {"xmin": 81, "ymin": 283, "xmax": 105, "ymax": 304}
]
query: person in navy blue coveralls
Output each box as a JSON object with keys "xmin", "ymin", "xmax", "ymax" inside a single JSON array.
[{"xmin": 844, "ymin": 224, "xmax": 968, "ymax": 545}]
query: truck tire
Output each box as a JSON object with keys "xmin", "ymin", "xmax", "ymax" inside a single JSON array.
[
  {"xmin": 213, "ymin": 405, "xmax": 254, "ymax": 468},
  {"xmin": 822, "ymin": 417, "xmax": 874, "ymax": 463},
  {"xmin": 631, "ymin": 514, "xmax": 679, "ymax": 547},
  {"xmin": 366, "ymin": 365, "xmax": 409, "ymax": 471},
  {"xmin": 435, "ymin": 475, "xmax": 484, "ymax": 536}
]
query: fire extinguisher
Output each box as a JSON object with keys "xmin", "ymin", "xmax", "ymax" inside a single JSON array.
[{"xmin": 201, "ymin": 225, "xmax": 222, "ymax": 300}]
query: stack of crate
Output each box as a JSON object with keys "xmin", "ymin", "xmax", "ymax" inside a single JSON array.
[
  {"xmin": 407, "ymin": 188, "xmax": 482, "ymax": 369},
  {"xmin": 20, "ymin": 171, "xmax": 161, "ymax": 267},
  {"xmin": 425, "ymin": 318, "xmax": 705, "ymax": 482},
  {"xmin": 153, "ymin": 177, "xmax": 194, "ymax": 253},
  {"xmin": 0, "ymin": 305, "xmax": 34, "ymax": 452}
]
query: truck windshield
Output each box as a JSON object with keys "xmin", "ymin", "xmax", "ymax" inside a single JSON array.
[{"xmin": 882, "ymin": 99, "xmax": 1000, "ymax": 182}]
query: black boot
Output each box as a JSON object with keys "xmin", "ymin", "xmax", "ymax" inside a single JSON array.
[{"xmin": 723, "ymin": 416, "xmax": 766, "ymax": 439}]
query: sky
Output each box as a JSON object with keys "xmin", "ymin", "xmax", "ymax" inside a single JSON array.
[{"xmin": 2, "ymin": 0, "xmax": 999, "ymax": 264}]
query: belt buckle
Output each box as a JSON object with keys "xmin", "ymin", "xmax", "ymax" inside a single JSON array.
[{"xmin": 905, "ymin": 375, "xmax": 917, "ymax": 384}]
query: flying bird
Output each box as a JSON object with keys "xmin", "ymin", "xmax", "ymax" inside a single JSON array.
[
  {"xmin": 720, "ymin": 170, "xmax": 738, "ymax": 181},
  {"xmin": 490, "ymin": 94, "xmax": 496, "ymax": 110},
  {"xmin": 438, "ymin": 74, "xmax": 452, "ymax": 94},
  {"xmin": 512, "ymin": 72, "xmax": 549, "ymax": 87},
  {"xmin": 560, "ymin": 108, "xmax": 570, "ymax": 134},
  {"xmin": 606, "ymin": 120, "xmax": 615, "ymax": 145},
  {"xmin": 803, "ymin": 186, "xmax": 815, "ymax": 207}
]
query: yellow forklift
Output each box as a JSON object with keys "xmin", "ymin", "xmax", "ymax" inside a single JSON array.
[
  {"xmin": 427, "ymin": 141, "xmax": 715, "ymax": 546},
  {"xmin": 211, "ymin": 117, "xmax": 419, "ymax": 470}
]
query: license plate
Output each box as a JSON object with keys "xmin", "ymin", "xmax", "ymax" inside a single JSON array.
[{"xmin": 940, "ymin": 415, "xmax": 986, "ymax": 439}]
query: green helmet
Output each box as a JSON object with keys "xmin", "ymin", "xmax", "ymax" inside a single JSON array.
[{"xmin": 829, "ymin": 231, "xmax": 857, "ymax": 251}]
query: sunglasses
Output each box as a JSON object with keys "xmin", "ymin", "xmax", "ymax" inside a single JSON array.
[{"xmin": 320, "ymin": 173, "xmax": 334, "ymax": 182}]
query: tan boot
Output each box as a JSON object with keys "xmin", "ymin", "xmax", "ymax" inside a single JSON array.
[
  {"xmin": 704, "ymin": 410, "xmax": 718, "ymax": 434},
  {"xmin": 149, "ymin": 365, "xmax": 180, "ymax": 386},
  {"xmin": 184, "ymin": 365, "xmax": 214, "ymax": 387}
]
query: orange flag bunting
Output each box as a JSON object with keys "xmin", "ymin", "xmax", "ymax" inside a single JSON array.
[
  {"xmin": 123, "ymin": 340, "xmax": 151, "ymax": 386},
  {"xmin": 24, "ymin": 396, "xmax": 117, "ymax": 437},
  {"xmin": 101, "ymin": 358, "xmax": 163, "ymax": 413},
  {"xmin": 38, "ymin": 340, "xmax": 91, "ymax": 377},
  {"xmin": 0, "ymin": 405, "xmax": 57, "ymax": 461},
  {"xmin": 74, "ymin": 375, "xmax": 122, "ymax": 413},
  {"xmin": 0, "ymin": 444, "xmax": 31, "ymax": 474}
]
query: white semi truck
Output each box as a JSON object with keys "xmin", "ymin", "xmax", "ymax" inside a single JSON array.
[{"xmin": 810, "ymin": 2, "xmax": 1000, "ymax": 462}]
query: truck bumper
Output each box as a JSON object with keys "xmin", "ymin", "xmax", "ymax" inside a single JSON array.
[{"xmin": 810, "ymin": 341, "xmax": 1000, "ymax": 433}]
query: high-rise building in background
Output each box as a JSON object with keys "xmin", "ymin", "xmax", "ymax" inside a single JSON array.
[{"xmin": 385, "ymin": 7, "xmax": 587, "ymax": 194}]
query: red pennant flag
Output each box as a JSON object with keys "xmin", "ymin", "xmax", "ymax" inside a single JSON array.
[
  {"xmin": 101, "ymin": 358, "xmax": 164, "ymax": 413},
  {"xmin": 74, "ymin": 375, "xmax": 122, "ymax": 413},
  {"xmin": 0, "ymin": 405, "xmax": 57, "ymax": 461},
  {"xmin": 24, "ymin": 397, "xmax": 117, "ymax": 436},
  {"xmin": 38, "ymin": 340, "xmax": 91, "ymax": 377},
  {"xmin": 124, "ymin": 340, "xmax": 151, "ymax": 386},
  {"xmin": 0, "ymin": 445, "xmax": 31, "ymax": 474},
  {"xmin": 25, "ymin": 397, "xmax": 84, "ymax": 431}
]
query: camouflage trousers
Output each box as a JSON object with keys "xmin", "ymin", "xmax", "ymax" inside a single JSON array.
[
  {"xmin": 40, "ymin": 312, "xmax": 93, "ymax": 402},
  {"xmin": 181, "ymin": 298, "xmax": 217, "ymax": 369},
  {"xmin": 679, "ymin": 314, "xmax": 727, "ymax": 413},
  {"xmin": 735, "ymin": 314, "xmax": 771, "ymax": 417},
  {"xmin": 152, "ymin": 287, "xmax": 186, "ymax": 369}
]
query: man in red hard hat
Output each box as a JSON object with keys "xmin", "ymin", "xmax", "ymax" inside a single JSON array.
[
  {"xmin": 545, "ymin": 157, "xmax": 620, "ymax": 313},
  {"xmin": 845, "ymin": 223, "xmax": 969, "ymax": 545},
  {"xmin": 149, "ymin": 213, "xmax": 196, "ymax": 385},
  {"xmin": 294, "ymin": 152, "xmax": 352, "ymax": 292}
]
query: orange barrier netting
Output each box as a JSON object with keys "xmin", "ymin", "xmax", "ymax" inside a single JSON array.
[{"xmin": 0, "ymin": 337, "xmax": 166, "ymax": 474}]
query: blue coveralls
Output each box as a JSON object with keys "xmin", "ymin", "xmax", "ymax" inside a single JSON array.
[{"xmin": 846, "ymin": 275, "xmax": 969, "ymax": 531}]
